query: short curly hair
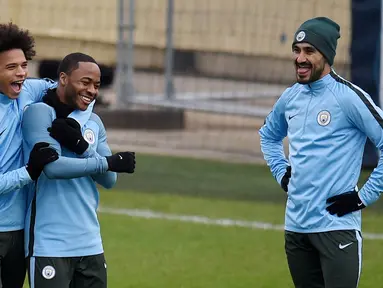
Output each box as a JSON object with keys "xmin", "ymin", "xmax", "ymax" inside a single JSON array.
[
  {"xmin": 58, "ymin": 52, "xmax": 98, "ymax": 76},
  {"xmin": 0, "ymin": 22, "xmax": 35, "ymax": 60}
]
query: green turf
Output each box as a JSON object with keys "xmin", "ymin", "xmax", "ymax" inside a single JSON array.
[
  {"xmin": 101, "ymin": 214, "xmax": 292, "ymax": 288},
  {"xmin": 100, "ymin": 190, "xmax": 383, "ymax": 288},
  {"xmin": 22, "ymin": 153, "xmax": 383, "ymax": 287},
  {"xmin": 112, "ymin": 153, "xmax": 379, "ymax": 211},
  {"xmin": 100, "ymin": 189, "xmax": 383, "ymax": 234},
  {"xmin": 111, "ymin": 153, "xmax": 284, "ymax": 202},
  {"xmin": 23, "ymin": 189, "xmax": 383, "ymax": 288}
]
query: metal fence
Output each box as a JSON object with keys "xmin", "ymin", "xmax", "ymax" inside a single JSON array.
[
  {"xmin": 116, "ymin": 0, "xmax": 351, "ymax": 119},
  {"xmin": 0, "ymin": 0, "xmax": 352, "ymax": 161},
  {"xmin": 110, "ymin": 0, "xmax": 351, "ymax": 161}
]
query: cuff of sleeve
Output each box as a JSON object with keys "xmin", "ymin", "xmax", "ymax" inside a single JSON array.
[
  {"xmin": 358, "ymin": 191, "xmax": 369, "ymax": 207},
  {"xmin": 21, "ymin": 166, "xmax": 32, "ymax": 183},
  {"xmin": 101, "ymin": 157, "xmax": 109, "ymax": 173},
  {"xmin": 276, "ymin": 172, "xmax": 284, "ymax": 186},
  {"xmin": 81, "ymin": 146, "xmax": 93, "ymax": 158}
]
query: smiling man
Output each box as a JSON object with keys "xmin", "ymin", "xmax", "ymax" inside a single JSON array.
[
  {"xmin": 0, "ymin": 22, "xmax": 60, "ymax": 287},
  {"xmin": 259, "ymin": 17, "xmax": 383, "ymax": 287},
  {"xmin": 21, "ymin": 52, "xmax": 136, "ymax": 288}
]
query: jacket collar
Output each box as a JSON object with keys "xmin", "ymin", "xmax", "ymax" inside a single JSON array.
[
  {"xmin": 0, "ymin": 92, "xmax": 13, "ymax": 106},
  {"xmin": 43, "ymin": 88, "xmax": 75, "ymax": 119},
  {"xmin": 302, "ymin": 72, "xmax": 334, "ymax": 92},
  {"xmin": 43, "ymin": 88, "xmax": 95, "ymax": 128}
]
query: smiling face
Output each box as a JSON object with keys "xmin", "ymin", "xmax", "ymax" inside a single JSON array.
[
  {"xmin": 292, "ymin": 42, "xmax": 330, "ymax": 84},
  {"xmin": 0, "ymin": 49, "xmax": 28, "ymax": 99},
  {"xmin": 59, "ymin": 62, "xmax": 101, "ymax": 111}
]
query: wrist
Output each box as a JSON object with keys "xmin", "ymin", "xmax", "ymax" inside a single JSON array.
[
  {"xmin": 25, "ymin": 164, "xmax": 38, "ymax": 181},
  {"xmin": 80, "ymin": 145, "xmax": 92, "ymax": 158},
  {"xmin": 23, "ymin": 166, "xmax": 33, "ymax": 182},
  {"xmin": 357, "ymin": 191, "xmax": 368, "ymax": 207},
  {"xmin": 77, "ymin": 139, "xmax": 89, "ymax": 155},
  {"xmin": 104, "ymin": 156, "xmax": 111, "ymax": 171}
]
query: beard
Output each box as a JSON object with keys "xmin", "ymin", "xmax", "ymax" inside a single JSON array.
[
  {"xmin": 63, "ymin": 83, "xmax": 79, "ymax": 108},
  {"xmin": 295, "ymin": 59, "xmax": 325, "ymax": 84}
]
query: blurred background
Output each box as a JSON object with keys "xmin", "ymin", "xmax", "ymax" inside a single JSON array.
[
  {"xmin": 2, "ymin": 0, "xmax": 383, "ymax": 287},
  {"xmin": 1, "ymin": 0, "xmax": 379, "ymax": 166},
  {"xmin": 1, "ymin": 0, "xmax": 367, "ymax": 165}
]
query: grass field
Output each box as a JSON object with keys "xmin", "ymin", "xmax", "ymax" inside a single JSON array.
[{"xmin": 25, "ymin": 154, "xmax": 383, "ymax": 287}]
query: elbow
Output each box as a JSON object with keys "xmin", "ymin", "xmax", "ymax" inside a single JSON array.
[
  {"xmin": 102, "ymin": 173, "xmax": 117, "ymax": 189},
  {"xmin": 258, "ymin": 127, "xmax": 264, "ymax": 138},
  {"xmin": 258, "ymin": 128, "xmax": 270, "ymax": 144},
  {"xmin": 102, "ymin": 181, "xmax": 115, "ymax": 190},
  {"xmin": 43, "ymin": 166, "xmax": 56, "ymax": 179},
  {"xmin": 43, "ymin": 162, "xmax": 65, "ymax": 179},
  {"xmin": 103, "ymin": 183, "xmax": 115, "ymax": 190}
]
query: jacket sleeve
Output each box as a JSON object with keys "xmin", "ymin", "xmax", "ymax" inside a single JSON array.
[
  {"xmin": 22, "ymin": 78, "xmax": 57, "ymax": 102},
  {"xmin": 258, "ymin": 88, "xmax": 290, "ymax": 184},
  {"xmin": 22, "ymin": 103, "xmax": 109, "ymax": 179},
  {"xmin": 0, "ymin": 167, "xmax": 32, "ymax": 195},
  {"xmin": 338, "ymin": 87, "xmax": 383, "ymax": 206},
  {"xmin": 87, "ymin": 115, "xmax": 117, "ymax": 189}
]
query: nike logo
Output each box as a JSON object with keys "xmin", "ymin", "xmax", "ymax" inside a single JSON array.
[
  {"xmin": 76, "ymin": 139, "xmax": 80, "ymax": 145},
  {"xmin": 119, "ymin": 154, "xmax": 123, "ymax": 160},
  {"xmin": 0, "ymin": 129, "xmax": 6, "ymax": 136},
  {"xmin": 357, "ymin": 202, "xmax": 364, "ymax": 207},
  {"xmin": 339, "ymin": 242, "xmax": 353, "ymax": 249},
  {"xmin": 288, "ymin": 114, "xmax": 298, "ymax": 120}
]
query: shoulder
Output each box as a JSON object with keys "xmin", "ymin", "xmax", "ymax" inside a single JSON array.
[
  {"xmin": 281, "ymin": 83, "xmax": 302, "ymax": 99},
  {"xmin": 18, "ymin": 78, "xmax": 57, "ymax": 105},
  {"xmin": 22, "ymin": 103, "xmax": 55, "ymax": 131},
  {"xmin": 24, "ymin": 102, "xmax": 54, "ymax": 118},
  {"xmin": 286, "ymin": 82, "xmax": 301, "ymax": 92},
  {"xmin": 87, "ymin": 113, "xmax": 107, "ymax": 140},
  {"xmin": 89, "ymin": 112, "xmax": 106, "ymax": 130},
  {"xmin": 275, "ymin": 83, "xmax": 302, "ymax": 108},
  {"xmin": 89, "ymin": 112, "xmax": 103, "ymax": 125},
  {"xmin": 24, "ymin": 77, "xmax": 55, "ymax": 84},
  {"xmin": 328, "ymin": 72, "xmax": 372, "ymax": 106},
  {"xmin": 22, "ymin": 78, "xmax": 56, "ymax": 91}
]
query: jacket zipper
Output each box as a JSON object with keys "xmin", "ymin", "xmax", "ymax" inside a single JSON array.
[{"xmin": 302, "ymin": 91, "xmax": 313, "ymax": 136}]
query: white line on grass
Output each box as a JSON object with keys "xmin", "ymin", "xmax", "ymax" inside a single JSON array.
[{"xmin": 98, "ymin": 207, "xmax": 383, "ymax": 241}]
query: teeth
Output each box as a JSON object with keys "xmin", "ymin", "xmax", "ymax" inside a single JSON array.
[{"xmin": 81, "ymin": 96, "xmax": 91, "ymax": 103}]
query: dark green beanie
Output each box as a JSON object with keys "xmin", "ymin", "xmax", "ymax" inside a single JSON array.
[{"xmin": 292, "ymin": 17, "xmax": 340, "ymax": 66}]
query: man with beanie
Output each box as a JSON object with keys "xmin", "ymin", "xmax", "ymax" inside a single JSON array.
[{"xmin": 259, "ymin": 16, "xmax": 383, "ymax": 287}]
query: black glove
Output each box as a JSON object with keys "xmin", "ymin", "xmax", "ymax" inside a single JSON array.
[
  {"xmin": 106, "ymin": 152, "xmax": 136, "ymax": 173},
  {"xmin": 326, "ymin": 191, "xmax": 366, "ymax": 217},
  {"xmin": 281, "ymin": 166, "xmax": 291, "ymax": 192},
  {"xmin": 48, "ymin": 118, "xmax": 89, "ymax": 155},
  {"xmin": 26, "ymin": 142, "xmax": 59, "ymax": 180}
]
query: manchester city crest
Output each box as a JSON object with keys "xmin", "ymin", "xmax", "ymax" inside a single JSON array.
[
  {"xmin": 296, "ymin": 31, "xmax": 306, "ymax": 42},
  {"xmin": 84, "ymin": 128, "xmax": 95, "ymax": 144},
  {"xmin": 42, "ymin": 265, "xmax": 56, "ymax": 280},
  {"xmin": 317, "ymin": 110, "xmax": 331, "ymax": 126}
]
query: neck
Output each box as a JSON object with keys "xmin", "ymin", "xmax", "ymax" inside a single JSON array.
[{"xmin": 319, "ymin": 65, "xmax": 331, "ymax": 79}]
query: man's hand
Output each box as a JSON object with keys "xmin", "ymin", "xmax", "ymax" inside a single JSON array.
[
  {"xmin": 106, "ymin": 152, "xmax": 135, "ymax": 173},
  {"xmin": 281, "ymin": 166, "xmax": 291, "ymax": 192},
  {"xmin": 26, "ymin": 142, "xmax": 59, "ymax": 180},
  {"xmin": 326, "ymin": 191, "xmax": 366, "ymax": 217},
  {"xmin": 48, "ymin": 118, "xmax": 89, "ymax": 155}
]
